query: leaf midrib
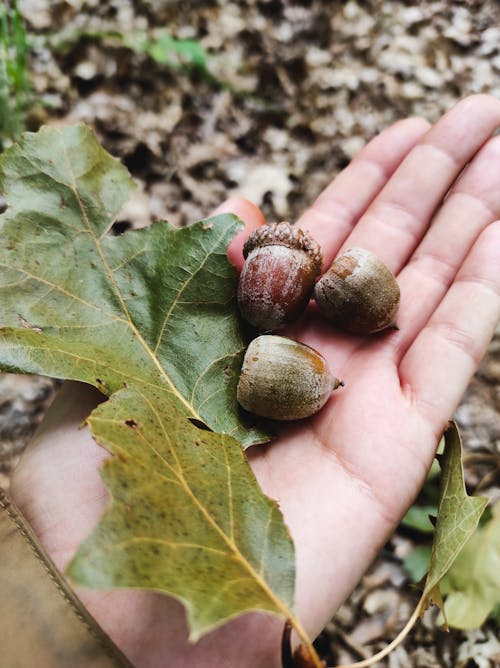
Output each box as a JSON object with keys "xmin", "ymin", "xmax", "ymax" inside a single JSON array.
[
  {"xmin": 141, "ymin": 391, "xmax": 293, "ymax": 621},
  {"xmin": 93, "ymin": 391, "xmax": 294, "ymax": 622},
  {"xmin": 57, "ymin": 129, "xmax": 203, "ymax": 423}
]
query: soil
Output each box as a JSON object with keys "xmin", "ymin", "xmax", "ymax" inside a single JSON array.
[{"xmin": 1, "ymin": 1, "xmax": 499, "ymax": 666}]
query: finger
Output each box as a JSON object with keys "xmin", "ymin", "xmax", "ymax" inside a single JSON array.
[
  {"xmin": 399, "ymin": 220, "xmax": 500, "ymax": 436},
  {"xmin": 341, "ymin": 95, "xmax": 500, "ymax": 271},
  {"xmin": 212, "ymin": 196, "xmax": 266, "ymax": 269},
  {"xmin": 391, "ymin": 134, "xmax": 500, "ymax": 357},
  {"xmin": 296, "ymin": 117, "xmax": 431, "ymax": 270}
]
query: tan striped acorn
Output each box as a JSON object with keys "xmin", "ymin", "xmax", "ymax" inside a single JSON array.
[
  {"xmin": 314, "ymin": 247, "xmax": 400, "ymax": 335},
  {"xmin": 237, "ymin": 335, "xmax": 343, "ymax": 421},
  {"xmin": 237, "ymin": 222, "xmax": 322, "ymax": 331}
]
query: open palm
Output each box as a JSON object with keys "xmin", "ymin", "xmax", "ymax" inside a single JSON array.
[{"xmin": 11, "ymin": 95, "xmax": 500, "ymax": 668}]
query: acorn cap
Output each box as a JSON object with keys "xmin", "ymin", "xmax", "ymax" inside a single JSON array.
[{"xmin": 243, "ymin": 222, "xmax": 323, "ymax": 277}]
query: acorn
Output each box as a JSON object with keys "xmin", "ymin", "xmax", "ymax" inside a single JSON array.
[
  {"xmin": 237, "ymin": 335, "xmax": 343, "ymax": 421},
  {"xmin": 237, "ymin": 222, "xmax": 322, "ymax": 331},
  {"xmin": 314, "ymin": 247, "xmax": 400, "ymax": 335}
]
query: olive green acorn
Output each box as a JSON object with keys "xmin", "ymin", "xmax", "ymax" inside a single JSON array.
[{"xmin": 237, "ymin": 335, "xmax": 343, "ymax": 421}]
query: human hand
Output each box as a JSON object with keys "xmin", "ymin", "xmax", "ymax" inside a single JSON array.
[{"xmin": 10, "ymin": 95, "xmax": 500, "ymax": 667}]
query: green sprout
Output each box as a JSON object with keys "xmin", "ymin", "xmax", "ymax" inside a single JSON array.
[{"xmin": 0, "ymin": 0, "xmax": 30, "ymax": 147}]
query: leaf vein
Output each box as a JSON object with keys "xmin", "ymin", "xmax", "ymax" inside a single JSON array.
[
  {"xmin": 0, "ymin": 261, "xmax": 125, "ymax": 322},
  {"xmin": 151, "ymin": 227, "xmax": 230, "ymax": 356},
  {"xmin": 58, "ymin": 131, "xmax": 201, "ymax": 422},
  {"xmin": 109, "ymin": 536, "xmax": 230, "ymax": 557}
]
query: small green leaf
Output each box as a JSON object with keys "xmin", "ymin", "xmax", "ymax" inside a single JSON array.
[
  {"xmin": 440, "ymin": 501, "xmax": 500, "ymax": 629},
  {"xmin": 421, "ymin": 422, "xmax": 488, "ymax": 617},
  {"xmin": 401, "ymin": 505, "xmax": 437, "ymax": 534},
  {"xmin": 121, "ymin": 30, "xmax": 209, "ymax": 72},
  {"xmin": 68, "ymin": 388, "xmax": 295, "ymax": 640},
  {"xmin": 403, "ymin": 545, "xmax": 432, "ymax": 584},
  {"xmin": 147, "ymin": 33, "xmax": 208, "ymax": 70}
]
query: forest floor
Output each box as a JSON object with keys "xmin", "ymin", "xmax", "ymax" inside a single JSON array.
[{"xmin": 1, "ymin": 1, "xmax": 499, "ymax": 666}]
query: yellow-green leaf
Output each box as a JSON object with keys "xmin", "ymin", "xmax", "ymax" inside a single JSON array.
[{"xmin": 68, "ymin": 388, "xmax": 295, "ymax": 639}]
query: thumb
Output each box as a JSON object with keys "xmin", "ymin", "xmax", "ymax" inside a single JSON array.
[{"xmin": 211, "ymin": 197, "xmax": 266, "ymax": 270}]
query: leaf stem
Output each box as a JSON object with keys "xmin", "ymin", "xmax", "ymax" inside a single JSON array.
[
  {"xmin": 333, "ymin": 597, "xmax": 425, "ymax": 668},
  {"xmin": 289, "ymin": 616, "xmax": 325, "ymax": 668}
]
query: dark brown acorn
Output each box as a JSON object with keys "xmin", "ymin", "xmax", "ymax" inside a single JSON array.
[
  {"xmin": 237, "ymin": 222, "xmax": 322, "ymax": 331},
  {"xmin": 237, "ymin": 335, "xmax": 343, "ymax": 421},
  {"xmin": 314, "ymin": 247, "xmax": 400, "ymax": 335}
]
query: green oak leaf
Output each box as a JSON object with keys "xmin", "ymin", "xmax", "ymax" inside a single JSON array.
[
  {"xmin": 421, "ymin": 422, "xmax": 488, "ymax": 621},
  {"xmin": 68, "ymin": 387, "xmax": 295, "ymax": 639},
  {"xmin": 0, "ymin": 124, "xmax": 268, "ymax": 447}
]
